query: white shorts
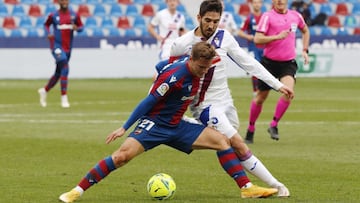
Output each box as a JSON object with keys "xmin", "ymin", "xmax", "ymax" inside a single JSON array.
[{"xmin": 194, "ymin": 104, "xmax": 239, "ymax": 138}]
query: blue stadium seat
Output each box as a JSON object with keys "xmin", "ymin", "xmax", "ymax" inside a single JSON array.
[
  {"xmin": 133, "ymin": 0, "xmax": 149, "ymax": 4},
  {"xmin": 44, "ymin": 3, "xmax": 57, "ymax": 15},
  {"xmin": 93, "ymin": 4, "xmax": 107, "ymax": 16},
  {"xmin": 0, "ymin": 4, "xmax": 9, "ymax": 17},
  {"xmin": 308, "ymin": 26, "xmax": 317, "ymax": 35},
  {"xmin": 157, "ymin": 2, "xmax": 167, "ymax": 11},
  {"xmin": 19, "ymin": 16, "xmax": 33, "ymax": 28},
  {"xmin": 177, "ymin": 4, "xmax": 186, "ymax": 13},
  {"xmin": 107, "ymin": 26, "xmax": 121, "ymax": 36},
  {"xmin": 12, "ymin": 4, "xmax": 25, "ymax": 17},
  {"xmin": 139, "ymin": 26, "xmax": 150, "ymax": 37},
  {"xmin": 101, "ymin": 16, "xmax": 114, "ymax": 28},
  {"xmin": 133, "ymin": 15, "xmax": 146, "ymax": 28},
  {"xmin": 35, "ymin": 16, "xmax": 46, "ymax": 28},
  {"xmin": 109, "ymin": 3, "xmax": 123, "ymax": 17},
  {"xmin": 22, "ymin": 0, "xmax": 36, "ymax": 4},
  {"xmin": 38, "ymin": 0, "xmax": 51, "ymax": 4},
  {"xmin": 86, "ymin": 0, "xmax": 100, "ymax": 5},
  {"xmin": 223, "ymin": 2, "xmax": 235, "ymax": 15},
  {"xmin": 233, "ymin": 14, "xmax": 243, "ymax": 25},
  {"xmin": 27, "ymin": 27, "xmax": 39, "ymax": 37},
  {"xmin": 123, "ymin": 28, "xmax": 137, "ymax": 37},
  {"xmin": 103, "ymin": 0, "xmax": 116, "ymax": 4},
  {"xmin": 0, "ymin": 28, "xmax": 5, "ymax": 37},
  {"xmin": 91, "ymin": 27, "xmax": 103, "ymax": 36},
  {"xmin": 10, "ymin": 29, "xmax": 23, "ymax": 37},
  {"xmin": 185, "ymin": 15, "xmax": 195, "ymax": 29},
  {"xmin": 70, "ymin": 0, "xmax": 85, "ymax": 4},
  {"xmin": 319, "ymin": 3, "xmax": 333, "ymax": 16},
  {"xmin": 352, "ymin": 2, "xmax": 360, "ymax": 15},
  {"xmin": 85, "ymin": 16, "xmax": 98, "ymax": 28},
  {"xmin": 336, "ymin": 27, "xmax": 349, "ymax": 35},
  {"xmin": 125, "ymin": 4, "xmax": 139, "ymax": 16},
  {"xmin": 319, "ymin": 26, "xmax": 333, "ymax": 35},
  {"xmin": 76, "ymin": 28, "xmax": 89, "ymax": 37}
]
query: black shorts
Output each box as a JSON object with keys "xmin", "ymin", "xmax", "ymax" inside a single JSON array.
[{"xmin": 257, "ymin": 57, "xmax": 298, "ymax": 91}]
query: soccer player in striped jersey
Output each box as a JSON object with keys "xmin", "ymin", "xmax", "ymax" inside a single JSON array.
[
  {"xmin": 58, "ymin": 42, "xmax": 278, "ymax": 203},
  {"xmin": 37, "ymin": 0, "xmax": 83, "ymax": 108},
  {"xmin": 169, "ymin": 0, "xmax": 292, "ymax": 197}
]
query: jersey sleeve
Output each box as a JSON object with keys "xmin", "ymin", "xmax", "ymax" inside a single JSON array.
[
  {"xmin": 256, "ymin": 12, "xmax": 270, "ymax": 33},
  {"xmin": 225, "ymin": 32, "xmax": 283, "ymax": 90}
]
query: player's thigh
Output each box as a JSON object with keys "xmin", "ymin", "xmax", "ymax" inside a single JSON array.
[
  {"xmin": 192, "ymin": 127, "xmax": 229, "ymax": 151},
  {"xmin": 199, "ymin": 105, "xmax": 237, "ymax": 138}
]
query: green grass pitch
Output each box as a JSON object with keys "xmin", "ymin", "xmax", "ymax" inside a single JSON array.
[{"xmin": 0, "ymin": 77, "xmax": 359, "ymax": 203}]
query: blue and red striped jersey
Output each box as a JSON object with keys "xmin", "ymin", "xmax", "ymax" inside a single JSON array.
[{"xmin": 44, "ymin": 9, "xmax": 83, "ymax": 52}]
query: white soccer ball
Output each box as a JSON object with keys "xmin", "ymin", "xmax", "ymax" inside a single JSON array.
[{"xmin": 147, "ymin": 173, "xmax": 176, "ymax": 200}]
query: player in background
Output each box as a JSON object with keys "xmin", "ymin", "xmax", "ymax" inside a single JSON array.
[
  {"xmin": 169, "ymin": 0, "xmax": 292, "ymax": 197},
  {"xmin": 58, "ymin": 42, "xmax": 279, "ymax": 203},
  {"xmin": 148, "ymin": 0, "xmax": 186, "ymax": 61},
  {"xmin": 238, "ymin": 0, "xmax": 264, "ymax": 100},
  {"xmin": 218, "ymin": 0, "xmax": 238, "ymax": 35},
  {"xmin": 245, "ymin": 0, "xmax": 310, "ymax": 143},
  {"xmin": 37, "ymin": 0, "xmax": 83, "ymax": 108}
]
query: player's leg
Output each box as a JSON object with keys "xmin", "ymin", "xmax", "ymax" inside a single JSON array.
[
  {"xmin": 37, "ymin": 62, "xmax": 61, "ymax": 107},
  {"xmin": 59, "ymin": 137, "xmax": 145, "ymax": 203},
  {"xmin": 245, "ymin": 83, "xmax": 270, "ymax": 143},
  {"xmin": 268, "ymin": 75, "xmax": 295, "ymax": 140},
  {"xmin": 59, "ymin": 60, "xmax": 70, "ymax": 108},
  {"xmin": 192, "ymin": 127, "xmax": 278, "ymax": 198}
]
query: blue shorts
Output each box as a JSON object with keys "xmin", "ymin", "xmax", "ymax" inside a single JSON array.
[{"xmin": 128, "ymin": 118, "xmax": 206, "ymax": 154}]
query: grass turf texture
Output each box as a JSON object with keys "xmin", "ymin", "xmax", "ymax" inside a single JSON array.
[{"xmin": 0, "ymin": 77, "xmax": 359, "ymax": 203}]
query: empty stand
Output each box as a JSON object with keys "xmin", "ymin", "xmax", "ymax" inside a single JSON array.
[
  {"xmin": 10, "ymin": 29, "xmax": 23, "ymax": 37},
  {"xmin": 125, "ymin": 4, "xmax": 139, "ymax": 16},
  {"xmin": 101, "ymin": 16, "xmax": 114, "ymax": 28},
  {"xmin": 19, "ymin": 16, "xmax": 33, "ymax": 28},
  {"xmin": 106, "ymin": 26, "xmax": 121, "ymax": 36},
  {"xmin": 133, "ymin": 15, "xmax": 146, "ymax": 28},
  {"xmin": 4, "ymin": 0, "xmax": 19, "ymax": 4},
  {"xmin": 351, "ymin": 2, "xmax": 360, "ymax": 15},
  {"xmin": 85, "ymin": 16, "xmax": 98, "ymax": 28},
  {"xmin": 93, "ymin": 4, "xmax": 107, "ymax": 16},
  {"xmin": 44, "ymin": 3, "xmax": 57, "ymax": 15},
  {"xmin": 118, "ymin": 0, "xmax": 132, "ymax": 5},
  {"xmin": 12, "ymin": 4, "xmax": 26, "ymax": 17},
  {"xmin": 0, "ymin": 5, "xmax": 9, "ymax": 17},
  {"xmin": 109, "ymin": 3, "xmax": 123, "ymax": 17},
  {"xmin": 319, "ymin": 26, "xmax": 333, "ymax": 35},
  {"xmin": 123, "ymin": 28, "xmax": 137, "ymax": 37},
  {"xmin": 343, "ymin": 15, "xmax": 357, "ymax": 27},
  {"xmin": 319, "ymin": 3, "xmax": 333, "ymax": 16},
  {"xmin": 336, "ymin": 27, "xmax": 349, "ymax": 35},
  {"xmin": 353, "ymin": 27, "xmax": 360, "ymax": 35}
]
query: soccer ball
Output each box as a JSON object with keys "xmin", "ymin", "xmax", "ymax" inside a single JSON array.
[{"xmin": 147, "ymin": 173, "xmax": 176, "ymax": 200}]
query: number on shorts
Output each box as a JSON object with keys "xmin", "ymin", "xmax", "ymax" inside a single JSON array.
[{"xmin": 138, "ymin": 119, "xmax": 155, "ymax": 131}]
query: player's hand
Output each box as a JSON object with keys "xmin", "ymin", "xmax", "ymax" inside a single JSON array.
[
  {"xmin": 106, "ymin": 127, "xmax": 126, "ymax": 144},
  {"xmin": 72, "ymin": 24, "xmax": 78, "ymax": 31},
  {"xmin": 302, "ymin": 51, "xmax": 310, "ymax": 65},
  {"xmin": 277, "ymin": 30, "xmax": 290, "ymax": 40},
  {"xmin": 47, "ymin": 34, "xmax": 54, "ymax": 40},
  {"xmin": 279, "ymin": 85, "xmax": 294, "ymax": 100}
]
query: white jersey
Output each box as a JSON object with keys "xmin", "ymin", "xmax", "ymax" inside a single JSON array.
[
  {"xmin": 150, "ymin": 9, "xmax": 185, "ymax": 60},
  {"xmin": 170, "ymin": 28, "xmax": 283, "ymax": 119},
  {"xmin": 218, "ymin": 11, "xmax": 237, "ymax": 35}
]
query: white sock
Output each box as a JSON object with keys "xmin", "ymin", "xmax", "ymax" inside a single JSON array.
[
  {"xmin": 241, "ymin": 155, "xmax": 282, "ymax": 187},
  {"xmin": 74, "ymin": 186, "xmax": 84, "ymax": 195}
]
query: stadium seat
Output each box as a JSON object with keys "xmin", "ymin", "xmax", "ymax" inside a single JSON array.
[
  {"xmin": 28, "ymin": 4, "xmax": 43, "ymax": 17},
  {"xmin": 133, "ymin": 0, "xmax": 148, "ymax": 4},
  {"xmin": 38, "ymin": 0, "xmax": 51, "ymax": 4},
  {"xmin": 10, "ymin": 29, "xmax": 23, "ymax": 37},
  {"xmin": 125, "ymin": 4, "xmax": 139, "ymax": 16},
  {"xmin": 27, "ymin": 27, "xmax": 39, "ymax": 37},
  {"xmin": 86, "ymin": 0, "xmax": 100, "ymax": 4},
  {"xmin": 336, "ymin": 27, "xmax": 349, "ymax": 35},
  {"xmin": 223, "ymin": 2, "xmax": 235, "ymax": 14},
  {"xmin": 233, "ymin": 14, "xmax": 243, "ymax": 25},
  {"xmin": 319, "ymin": 3, "xmax": 333, "ymax": 16},
  {"xmin": 123, "ymin": 28, "xmax": 137, "ymax": 37},
  {"xmin": 231, "ymin": 0, "xmax": 246, "ymax": 4},
  {"xmin": 2, "ymin": 16, "xmax": 17, "ymax": 29},
  {"xmin": 343, "ymin": 15, "xmax": 357, "ymax": 27},
  {"xmin": 93, "ymin": 4, "xmax": 107, "ymax": 16},
  {"xmin": 12, "ymin": 4, "xmax": 26, "ymax": 17},
  {"xmin": 133, "ymin": 15, "xmax": 146, "ymax": 28},
  {"xmin": 44, "ymin": 3, "xmax": 57, "ymax": 15},
  {"xmin": 70, "ymin": 0, "xmax": 85, "ymax": 4},
  {"xmin": 117, "ymin": 16, "xmax": 131, "ymax": 29},
  {"xmin": 139, "ymin": 26, "xmax": 149, "ymax": 37},
  {"xmin": 19, "ymin": 16, "xmax": 33, "ymax": 28},
  {"xmin": 0, "ymin": 28, "xmax": 5, "ymax": 37},
  {"xmin": 177, "ymin": 4, "xmax": 186, "ymax": 13},
  {"xmin": 85, "ymin": 16, "xmax": 98, "ymax": 28},
  {"xmin": 141, "ymin": 3, "xmax": 155, "ymax": 17},
  {"xmin": 157, "ymin": 2, "xmax": 167, "ymax": 11},
  {"xmin": 308, "ymin": 26, "xmax": 318, "ymax": 35},
  {"xmin": 319, "ymin": 26, "xmax": 333, "ymax": 35},
  {"xmin": 0, "ymin": 4, "xmax": 9, "ymax": 17},
  {"xmin": 103, "ymin": 0, "xmax": 116, "ymax": 4},
  {"xmin": 353, "ymin": 27, "xmax": 360, "ymax": 35},
  {"xmin": 185, "ymin": 15, "xmax": 194, "ymax": 29},
  {"xmin": 101, "ymin": 16, "xmax": 114, "ymax": 28},
  {"xmin": 118, "ymin": 0, "xmax": 132, "ymax": 5},
  {"xmin": 35, "ymin": 16, "xmax": 46, "ymax": 28},
  {"xmin": 238, "ymin": 3, "xmax": 251, "ymax": 16},
  {"xmin": 327, "ymin": 15, "xmax": 341, "ymax": 27},
  {"xmin": 106, "ymin": 26, "xmax": 120, "ymax": 36},
  {"xmin": 109, "ymin": 3, "xmax": 123, "ymax": 17},
  {"xmin": 22, "ymin": 0, "xmax": 36, "ymax": 4},
  {"xmin": 91, "ymin": 27, "xmax": 103, "ymax": 36},
  {"xmin": 4, "ymin": 0, "xmax": 19, "ymax": 4},
  {"xmin": 351, "ymin": 2, "xmax": 360, "ymax": 15},
  {"xmin": 312, "ymin": 0, "xmax": 327, "ymax": 3},
  {"xmin": 77, "ymin": 4, "xmax": 91, "ymax": 17},
  {"xmin": 335, "ymin": 3, "xmax": 349, "ymax": 16}
]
